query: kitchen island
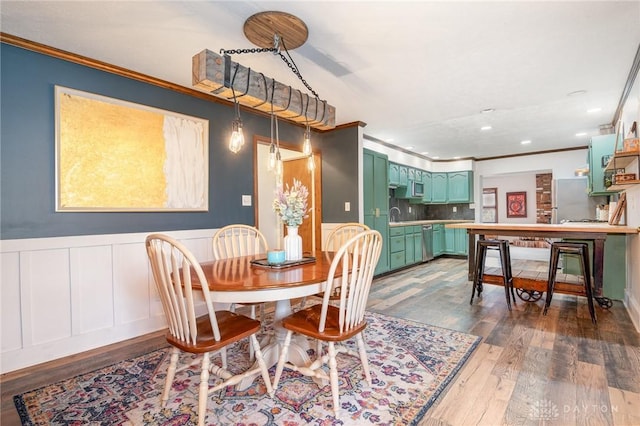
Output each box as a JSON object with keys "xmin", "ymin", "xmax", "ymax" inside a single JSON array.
[{"xmin": 446, "ymin": 222, "xmax": 639, "ymax": 305}]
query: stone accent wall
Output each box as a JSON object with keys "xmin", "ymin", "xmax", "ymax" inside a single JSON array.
[{"xmin": 536, "ymin": 173, "xmax": 552, "ymax": 223}]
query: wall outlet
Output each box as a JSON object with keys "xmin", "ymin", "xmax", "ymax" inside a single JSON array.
[
  {"xmin": 344, "ymin": 201, "xmax": 351, "ymax": 212},
  {"xmin": 242, "ymin": 195, "xmax": 252, "ymax": 206},
  {"xmin": 408, "ymin": 206, "xmax": 412, "ymax": 213},
  {"xmin": 452, "ymin": 206, "xmax": 457, "ymax": 212}
]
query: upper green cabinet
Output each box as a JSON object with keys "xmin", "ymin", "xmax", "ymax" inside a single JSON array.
[
  {"xmin": 447, "ymin": 171, "xmax": 474, "ymax": 203},
  {"xmin": 588, "ymin": 134, "xmax": 616, "ymax": 196},
  {"xmin": 389, "ymin": 162, "xmax": 409, "ymax": 187},
  {"xmin": 389, "ymin": 161, "xmax": 473, "ymax": 204},
  {"xmin": 422, "ymin": 171, "xmax": 432, "ymax": 202},
  {"xmin": 431, "ymin": 173, "xmax": 448, "ymax": 203}
]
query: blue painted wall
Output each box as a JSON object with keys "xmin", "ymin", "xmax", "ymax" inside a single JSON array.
[{"xmin": 0, "ymin": 42, "xmax": 359, "ymax": 239}]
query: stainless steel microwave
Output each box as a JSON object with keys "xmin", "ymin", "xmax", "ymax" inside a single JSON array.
[{"xmin": 411, "ymin": 181, "xmax": 424, "ymax": 197}]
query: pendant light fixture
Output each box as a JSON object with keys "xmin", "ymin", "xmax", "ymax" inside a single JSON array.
[
  {"xmin": 229, "ymin": 97, "xmax": 244, "ymax": 153},
  {"xmin": 302, "ymin": 123, "xmax": 312, "ymax": 156},
  {"xmin": 228, "ymin": 64, "xmax": 245, "ymax": 154},
  {"xmin": 268, "ymin": 101, "xmax": 283, "ymax": 176}
]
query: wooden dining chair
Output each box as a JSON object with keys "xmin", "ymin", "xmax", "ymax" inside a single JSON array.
[
  {"xmin": 299, "ymin": 222, "xmax": 371, "ymax": 309},
  {"xmin": 146, "ymin": 234, "xmax": 273, "ymax": 426},
  {"xmin": 272, "ymin": 229, "xmax": 383, "ymax": 418},
  {"xmin": 212, "ymin": 224, "xmax": 270, "ymax": 359}
]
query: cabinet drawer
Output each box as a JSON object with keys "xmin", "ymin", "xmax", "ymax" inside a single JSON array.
[
  {"xmin": 390, "ymin": 235, "xmax": 405, "ymax": 253},
  {"xmin": 390, "ymin": 251, "xmax": 406, "ymax": 269},
  {"xmin": 390, "ymin": 227, "xmax": 405, "ymax": 237}
]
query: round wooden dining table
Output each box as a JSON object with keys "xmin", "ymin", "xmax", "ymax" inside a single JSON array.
[{"xmin": 193, "ymin": 250, "xmax": 340, "ymax": 389}]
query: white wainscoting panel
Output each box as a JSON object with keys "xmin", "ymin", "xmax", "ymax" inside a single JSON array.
[
  {"xmin": 1, "ymin": 228, "xmax": 218, "ymax": 373},
  {"xmin": 71, "ymin": 245, "xmax": 114, "ymax": 335},
  {"xmin": 114, "ymin": 242, "xmax": 151, "ymax": 325},
  {"xmin": 1, "ymin": 252, "xmax": 22, "ymax": 353},
  {"xmin": 21, "ymin": 249, "xmax": 72, "ymax": 346}
]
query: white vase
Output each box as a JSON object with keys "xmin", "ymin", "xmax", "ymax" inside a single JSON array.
[{"xmin": 284, "ymin": 225, "xmax": 303, "ymax": 261}]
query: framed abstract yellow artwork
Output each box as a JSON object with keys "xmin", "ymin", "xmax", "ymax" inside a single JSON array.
[{"xmin": 55, "ymin": 86, "xmax": 208, "ymax": 211}]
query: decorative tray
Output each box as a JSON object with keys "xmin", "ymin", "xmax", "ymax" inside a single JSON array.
[{"xmin": 250, "ymin": 256, "xmax": 316, "ymax": 269}]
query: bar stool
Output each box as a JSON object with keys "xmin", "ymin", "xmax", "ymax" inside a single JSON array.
[
  {"xmin": 543, "ymin": 241, "xmax": 596, "ymax": 324},
  {"xmin": 470, "ymin": 239, "xmax": 516, "ymax": 310}
]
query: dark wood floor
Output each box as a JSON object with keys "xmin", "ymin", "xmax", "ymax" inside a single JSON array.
[{"xmin": 2, "ymin": 257, "xmax": 639, "ymax": 425}]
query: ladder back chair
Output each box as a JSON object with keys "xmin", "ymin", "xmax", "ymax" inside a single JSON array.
[
  {"xmin": 300, "ymin": 222, "xmax": 370, "ymax": 309},
  {"xmin": 212, "ymin": 224, "xmax": 270, "ymax": 359},
  {"xmin": 272, "ymin": 230, "xmax": 383, "ymax": 418},
  {"xmin": 146, "ymin": 234, "xmax": 273, "ymax": 426}
]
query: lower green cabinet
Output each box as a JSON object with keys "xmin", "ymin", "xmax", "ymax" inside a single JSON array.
[
  {"xmin": 432, "ymin": 224, "xmax": 445, "ymax": 257},
  {"xmin": 562, "ymin": 236, "xmax": 626, "ymax": 300},
  {"xmin": 444, "ymin": 227, "xmax": 468, "ymax": 255},
  {"xmin": 405, "ymin": 226, "xmax": 422, "ymax": 264},
  {"xmin": 389, "ymin": 227, "xmax": 405, "ymax": 270}
]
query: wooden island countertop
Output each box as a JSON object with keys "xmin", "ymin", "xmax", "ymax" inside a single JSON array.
[
  {"xmin": 445, "ymin": 222, "xmax": 638, "ymax": 235},
  {"xmin": 445, "ymin": 222, "xmax": 638, "ymax": 302}
]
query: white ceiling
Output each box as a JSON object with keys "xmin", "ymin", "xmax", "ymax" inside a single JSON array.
[{"xmin": 2, "ymin": 1, "xmax": 639, "ymax": 160}]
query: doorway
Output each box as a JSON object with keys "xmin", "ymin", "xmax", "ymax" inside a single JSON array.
[{"xmin": 254, "ymin": 136, "xmax": 322, "ymax": 254}]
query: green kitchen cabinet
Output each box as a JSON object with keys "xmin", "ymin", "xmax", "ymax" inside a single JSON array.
[
  {"xmin": 587, "ymin": 134, "xmax": 616, "ymax": 196},
  {"xmin": 454, "ymin": 228, "xmax": 469, "ymax": 255},
  {"xmin": 364, "ymin": 149, "xmax": 390, "ymax": 275},
  {"xmin": 432, "ymin": 224, "xmax": 445, "ymax": 256},
  {"xmin": 389, "ymin": 162, "xmax": 409, "ymax": 188},
  {"xmin": 404, "ymin": 225, "xmax": 423, "ymax": 265},
  {"xmin": 431, "ymin": 173, "xmax": 448, "ymax": 203},
  {"xmin": 389, "ymin": 162, "xmax": 400, "ymax": 187},
  {"xmin": 408, "ymin": 168, "xmax": 417, "ymax": 182},
  {"xmin": 389, "ymin": 226, "xmax": 406, "ymax": 270},
  {"xmin": 412, "ymin": 225, "xmax": 423, "ymax": 263},
  {"xmin": 422, "ymin": 171, "xmax": 432, "ymax": 203},
  {"xmin": 447, "ymin": 171, "xmax": 474, "ymax": 203},
  {"xmin": 444, "ymin": 227, "xmax": 455, "ymax": 253},
  {"xmin": 405, "ymin": 229, "xmax": 414, "ymax": 265},
  {"xmin": 398, "ymin": 165, "xmax": 409, "ymax": 187},
  {"xmin": 444, "ymin": 227, "xmax": 468, "ymax": 255},
  {"xmin": 562, "ymin": 235, "xmax": 626, "ymax": 300}
]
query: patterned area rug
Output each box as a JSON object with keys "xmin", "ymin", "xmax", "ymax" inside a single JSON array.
[{"xmin": 14, "ymin": 312, "xmax": 480, "ymax": 425}]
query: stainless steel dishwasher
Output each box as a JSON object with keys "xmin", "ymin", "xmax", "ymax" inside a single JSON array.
[{"xmin": 422, "ymin": 225, "xmax": 434, "ymax": 261}]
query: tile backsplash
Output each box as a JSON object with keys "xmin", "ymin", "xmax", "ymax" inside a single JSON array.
[{"xmin": 389, "ymin": 190, "xmax": 475, "ymax": 222}]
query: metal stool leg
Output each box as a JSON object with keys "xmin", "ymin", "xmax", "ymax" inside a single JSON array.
[
  {"xmin": 504, "ymin": 242, "xmax": 516, "ymax": 304},
  {"xmin": 499, "ymin": 242, "xmax": 513, "ymax": 311},
  {"xmin": 579, "ymin": 245, "xmax": 597, "ymax": 324},
  {"xmin": 471, "ymin": 243, "xmax": 487, "ymax": 305},
  {"xmin": 543, "ymin": 245, "xmax": 560, "ymax": 315}
]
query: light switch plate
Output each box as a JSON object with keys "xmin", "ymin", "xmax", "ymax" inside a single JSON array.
[
  {"xmin": 242, "ymin": 195, "xmax": 252, "ymax": 206},
  {"xmin": 344, "ymin": 202, "xmax": 351, "ymax": 212}
]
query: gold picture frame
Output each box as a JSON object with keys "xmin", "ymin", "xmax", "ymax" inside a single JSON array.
[{"xmin": 55, "ymin": 86, "xmax": 209, "ymax": 211}]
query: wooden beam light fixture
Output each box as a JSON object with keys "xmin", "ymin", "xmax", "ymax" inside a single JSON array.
[{"xmin": 192, "ymin": 11, "xmax": 336, "ymax": 131}]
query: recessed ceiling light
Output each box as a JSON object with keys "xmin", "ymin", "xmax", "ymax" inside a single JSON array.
[
  {"xmin": 453, "ymin": 156, "xmax": 461, "ymax": 159},
  {"xmin": 432, "ymin": 156, "xmax": 440, "ymax": 159},
  {"xmin": 481, "ymin": 108, "xmax": 495, "ymax": 114},
  {"xmin": 405, "ymin": 146, "xmax": 414, "ymax": 150},
  {"xmin": 521, "ymin": 140, "xmax": 532, "ymax": 145},
  {"xmin": 386, "ymin": 138, "xmax": 394, "ymax": 142},
  {"xmin": 420, "ymin": 151, "xmax": 429, "ymax": 155},
  {"xmin": 481, "ymin": 126, "xmax": 492, "ymax": 131},
  {"xmin": 587, "ymin": 107, "xmax": 602, "ymax": 113},
  {"xmin": 575, "ymin": 132, "xmax": 588, "ymax": 137}
]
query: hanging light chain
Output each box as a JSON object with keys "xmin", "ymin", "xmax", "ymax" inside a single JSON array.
[{"xmin": 220, "ymin": 45, "xmax": 322, "ymax": 100}]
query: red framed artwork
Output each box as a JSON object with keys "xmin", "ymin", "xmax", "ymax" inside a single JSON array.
[{"xmin": 506, "ymin": 191, "xmax": 527, "ymax": 218}]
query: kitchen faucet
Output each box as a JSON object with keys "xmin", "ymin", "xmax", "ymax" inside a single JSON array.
[{"xmin": 390, "ymin": 206, "xmax": 401, "ymax": 222}]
